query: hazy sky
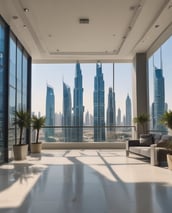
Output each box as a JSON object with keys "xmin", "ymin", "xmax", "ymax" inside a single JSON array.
[
  {"xmin": 32, "ymin": 63, "xmax": 132, "ymax": 117},
  {"xmin": 149, "ymin": 36, "xmax": 172, "ymax": 110},
  {"xmin": 32, "ymin": 36, "xmax": 172, "ymax": 118}
]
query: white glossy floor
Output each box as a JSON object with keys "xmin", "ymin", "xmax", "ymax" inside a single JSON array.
[{"xmin": 0, "ymin": 149, "xmax": 172, "ymax": 213}]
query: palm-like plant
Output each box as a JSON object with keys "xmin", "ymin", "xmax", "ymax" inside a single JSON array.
[
  {"xmin": 13, "ymin": 110, "xmax": 31, "ymax": 145},
  {"xmin": 133, "ymin": 113, "xmax": 150, "ymax": 133},
  {"xmin": 160, "ymin": 110, "xmax": 172, "ymax": 149},
  {"xmin": 160, "ymin": 110, "xmax": 172, "ymax": 130},
  {"xmin": 32, "ymin": 115, "xmax": 46, "ymax": 143}
]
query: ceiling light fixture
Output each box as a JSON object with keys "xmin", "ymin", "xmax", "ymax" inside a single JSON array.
[
  {"xmin": 79, "ymin": 18, "xmax": 89, "ymax": 24},
  {"xmin": 155, "ymin": 24, "xmax": 160, "ymax": 28},
  {"xmin": 12, "ymin": 16, "xmax": 18, "ymax": 20},
  {"xmin": 24, "ymin": 8, "xmax": 29, "ymax": 12}
]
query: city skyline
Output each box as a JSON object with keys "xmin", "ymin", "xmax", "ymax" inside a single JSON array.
[{"xmin": 32, "ymin": 63, "xmax": 132, "ymax": 119}]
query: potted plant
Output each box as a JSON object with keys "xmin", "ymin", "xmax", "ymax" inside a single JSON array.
[
  {"xmin": 13, "ymin": 110, "xmax": 31, "ymax": 160},
  {"xmin": 31, "ymin": 115, "xmax": 46, "ymax": 153},
  {"xmin": 160, "ymin": 110, "xmax": 172, "ymax": 169},
  {"xmin": 133, "ymin": 113, "xmax": 150, "ymax": 134}
]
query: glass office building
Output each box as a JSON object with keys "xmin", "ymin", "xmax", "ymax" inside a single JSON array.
[
  {"xmin": 94, "ymin": 63, "xmax": 105, "ymax": 142},
  {"xmin": 0, "ymin": 16, "xmax": 31, "ymax": 163},
  {"xmin": 45, "ymin": 85, "xmax": 55, "ymax": 141}
]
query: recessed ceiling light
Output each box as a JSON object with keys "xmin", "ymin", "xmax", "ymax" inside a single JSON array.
[
  {"xmin": 12, "ymin": 16, "xmax": 18, "ymax": 20},
  {"xmin": 155, "ymin": 24, "xmax": 160, "ymax": 28},
  {"xmin": 24, "ymin": 8, "xmax": 29, "ymax": 12},
  {"xmin": 79, "ymin": 18, "xmax": 89, "ymax": 24},
  {"xmin": 128, "ymin": 26, "xmax": 132, "ymax": 30}
]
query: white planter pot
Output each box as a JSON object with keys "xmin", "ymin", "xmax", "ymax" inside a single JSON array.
[
  {"xmin": 13, "ymin": 144, "xmax": 28, "ymax": 160},
  {"xmin": 31, "ymin": 142, "xmax": 42, "ymax": 153},
  {"xmin": 167, "ymin": 154, "xmax": 172, "ymax": 170}
]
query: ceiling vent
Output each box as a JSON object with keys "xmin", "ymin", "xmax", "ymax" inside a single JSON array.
[{"xmin": 79, "ymin": 18, "xmax": 89, "ymax": 24}]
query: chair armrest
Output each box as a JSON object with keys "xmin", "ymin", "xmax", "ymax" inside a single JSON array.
[{"xmin": 126, "ymin": 140, "xmax": 140, "ymax": 156}]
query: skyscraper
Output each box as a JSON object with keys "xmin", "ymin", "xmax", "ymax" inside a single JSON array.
[
  {"xmin": 45, "ymin": 85, "xmax": 55, "ymax": 141},
  {"xmin": 85, "ymin": 111, "xmax": 90, "ymax": 126},
  {"xmin": 94, "ymin": 63, "xmax": 105, "ymax": 142},
  {"xmin": 117, "ymin": 108, "xmax": 121, "ymax": 126},
  {"xmin": 63, "ymin": 82, "xmax": 72, "ymax": 142},
  {"xmin": 125, "ymin": 94, "xmax": 132, "ymax": 126},
  {"xmin": 72, "ymin": 63, "xmax": 84, "ymax": 142},
  {"xmin": 153, "ymin": 66, "xmax": 166, "ymax": 132},
  {"xmin": 106, "ymin": 87, "xmax": 116, "ymax": 129}
]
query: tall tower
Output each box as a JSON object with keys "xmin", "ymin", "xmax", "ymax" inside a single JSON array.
[
  {"xmin": 153, "ymin": 67, "xmax": 166, "ymax": 132},
  {"xmin": 94, "ymin": 63, "xmax": 105, "ymax": 142},
  {"xmin": 45, "ymin": 85, "xmax": 55, "ymax": 141},
  {"xmin": 106, "ymin": 87, "xmax": 116, "ymax": 129},
  {"xmin": 72, "ymin": 63, "xmax": 84, "ymax": 142},
  {"xmin": 85, "ymin": 111, "xmax": 90, "ymax": 126},
  {"xmin": 153, "ymin": 49, "xmax": 166, "ymax": 133},
  {"xmin": 125, "ymin": 94, "xmax": 132, "ymax": 126},
  {"xmin": 63, "ymin": 82, "xmax": 72, "ymax": 142},
  {"xmin": 117, "ymin": 108, "xmax": 121, "ymax": 126}
]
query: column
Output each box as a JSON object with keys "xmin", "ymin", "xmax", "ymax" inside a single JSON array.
[{"xmin": 132, "ymin": 53, "xmax": 149, "ymax": 138}]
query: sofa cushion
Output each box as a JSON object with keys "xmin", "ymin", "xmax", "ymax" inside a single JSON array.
[
  {"xmin": 129, "ymin": 146, "xmax": 150, "ymax": 158},
  {"xmin": 157, "ymin": 139, "xmax": 170, "ymax": 148},
  {"xmin": 139, "ymin": 134, "xmax": 153, "ymax": 146}
]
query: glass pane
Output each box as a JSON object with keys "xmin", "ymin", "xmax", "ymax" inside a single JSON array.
[
  {"xmin": 16, "ymin": 44, "xmax": 22, "ymax": 110},
  {"xmin": 22, "ymin": 52, "xmax": 28, "ymax": 110},
  {"xmin": 0, "ymin": 20, "xmax": 5, "ymax": 162},
  {"xmin": 9, "ymin": 35, "xmax": 16, "ymax": 87}
]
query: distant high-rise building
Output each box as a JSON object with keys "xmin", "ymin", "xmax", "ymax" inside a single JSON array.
[
  {"xmin": 125, "ymin": 94, "xmax": 132, "ymax": 126},
  {"xmin": 55, "ymin": 112, "xmax": 62, "ymax": 126},
  {"xmin": 63, "ymin": 82, "xmax": 72, "ymax": 142},
  {"xmin": 45, "ymin": 85, "xmax": 55, "ymax": 141},
  {"xmin": 123, "ymin": 115, "xmax": 126, "ymax": 126},
  {"xmin": 117, "ymin": 108, "xmax": 121, "ymax": 126},
  {"xmin": 94, "ymin": 63, "xmax": 105, "ymax": 142},
  {"xmin": 85, "ymin": 111, "xmax": 90, "ymax": 126},
  {"xmin": 153, "ymin": 66, "xmax": 166, "ymax": 132},
  {"xmin": 106, "ymin": 87, "xmax": 116, "ymax": 130},
  {"xmin": 72, "ymin": 63, "xmax": 84, "ymax": 142}
]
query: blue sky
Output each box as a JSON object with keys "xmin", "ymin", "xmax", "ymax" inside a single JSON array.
[
  {"xmin": 32, "ymin": 36, "xmax": 172, "ymax": 118},
  {"xmin": 32, "ymin": 63, "xmax": 132, "ymax": 117}
]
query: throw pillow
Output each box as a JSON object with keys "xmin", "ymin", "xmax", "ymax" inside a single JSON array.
[
  {"xmin": 139, "ymin": 134, "xmax": 153, "ymax": 146},
  {"xmin": 157, "ymin": 139, "xmax": 170, "ymax": 148}
]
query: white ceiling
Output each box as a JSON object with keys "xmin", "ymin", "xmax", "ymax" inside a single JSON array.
[{"xmin": 0, "ymin": 0, "xmax": 172, "ymax": 63}]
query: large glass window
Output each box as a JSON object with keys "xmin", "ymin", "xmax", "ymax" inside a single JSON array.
[
  {"xmin": 149, "ymin": 36, "xmax": 172, "ymax": 134},
  {"xmin": 32, "ymin": 63, "xmax": 132, "ymax": 142},
  {"xmin": 0, "ymin": 19, "xmax": 5, "ymax": 162},
  {"xmin": 16, "ymin": 43, "xmax": 22, "ymax": 110},
  {"xmin": 8, "ymin": 34, "xmax": 30, "ymax": 147}
]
